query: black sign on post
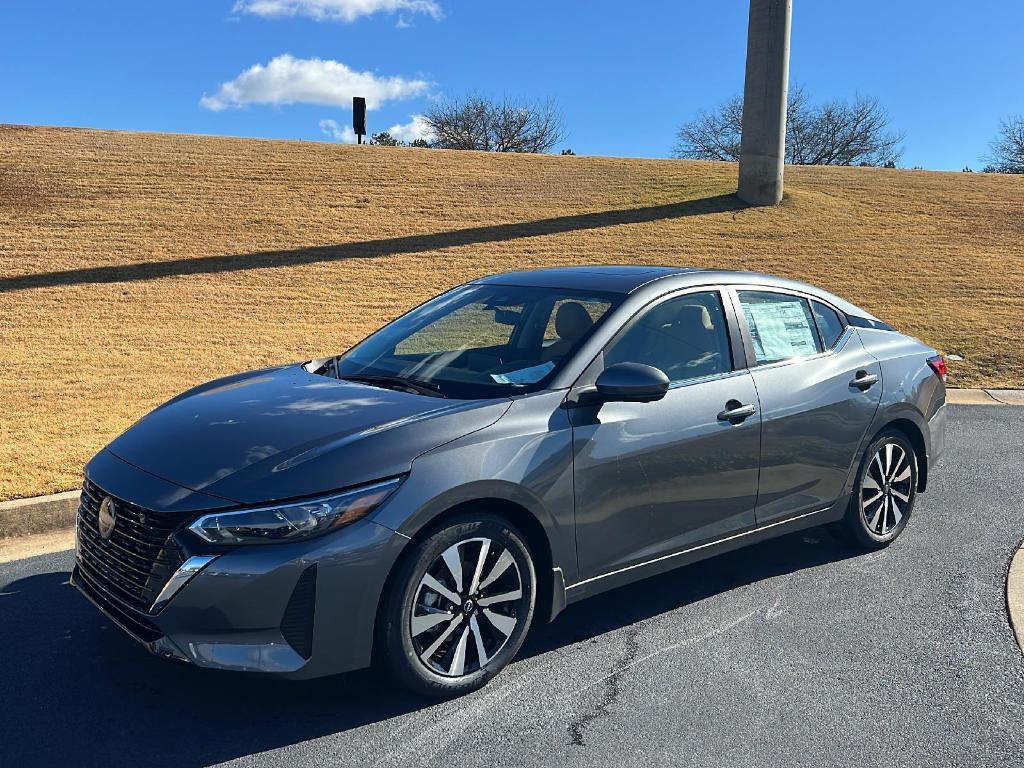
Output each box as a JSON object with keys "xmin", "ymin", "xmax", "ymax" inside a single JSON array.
[{"xmin": 352, "ymin": 97, "xmax": 367, "ymax": 145}]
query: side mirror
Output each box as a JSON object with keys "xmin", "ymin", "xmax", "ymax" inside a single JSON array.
[{"xmin": 590, "ymin": 362, "xmax": 670, "ymax": 403}]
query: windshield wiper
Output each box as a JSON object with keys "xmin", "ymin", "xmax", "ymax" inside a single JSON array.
[{"xmin": 341, "ymin": 374, "xmax": 445, "ymax": 398}]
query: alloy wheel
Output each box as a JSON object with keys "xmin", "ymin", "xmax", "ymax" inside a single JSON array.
[
  {"xmin": 860, "ymin": 442, "xmax": 914, "ymax": 536},
  {"xmin": 410, "ymin": 537, "xmax": 524, "ymax": 677}
]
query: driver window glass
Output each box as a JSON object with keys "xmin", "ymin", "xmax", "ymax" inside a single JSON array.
[{"xmin": 604, "ymin": 291, "xmax": 733, "ymax": 383}]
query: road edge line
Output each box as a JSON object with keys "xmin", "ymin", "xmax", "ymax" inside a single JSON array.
[{"xmin": 0, "ymin": 528, "xmax": 76, "ymax": 564}]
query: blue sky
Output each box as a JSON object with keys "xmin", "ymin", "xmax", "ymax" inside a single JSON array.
[{"xmin": 3, "ymin": 1, "xmax": 1022, "ymax": 170}]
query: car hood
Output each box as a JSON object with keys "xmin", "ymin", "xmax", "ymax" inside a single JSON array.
[{"xmin": 105, "ymin": 364, "xmax": 512, "ymax": 505}]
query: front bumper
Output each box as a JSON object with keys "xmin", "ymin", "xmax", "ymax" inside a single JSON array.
[{"xmin": 73, "ymin": 516, "xmax": 407, "ymax": 679}]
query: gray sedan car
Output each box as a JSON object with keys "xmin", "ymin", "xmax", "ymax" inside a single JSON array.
[{"xmin": 73, "ymin": 266, "xmax": 946, "ymax": 696}]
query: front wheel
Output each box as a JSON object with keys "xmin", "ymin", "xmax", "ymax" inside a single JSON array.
[
  {"xmin": 841, "ymin": 429, "xmax": 918, "ymax": 549},
  {"xmin": 382, "ymin": 514, "xmax": 536, "ymax": 697}
]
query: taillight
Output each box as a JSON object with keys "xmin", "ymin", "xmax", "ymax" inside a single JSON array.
[{"xmin": 927, "ymin": 354, "xmax": 947, "ymax": 383}]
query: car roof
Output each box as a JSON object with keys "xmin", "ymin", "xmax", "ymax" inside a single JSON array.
[
  {"xmin": 474, "ymin": 265, "xmax": 696, "ymax": 293},
  {"xmin": 473, "ymin": 265, "xmax": 878, "ymax": 320}
]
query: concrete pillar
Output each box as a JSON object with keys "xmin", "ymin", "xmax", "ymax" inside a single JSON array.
[{"xmin": 738, "ymin": 0, "xmax": 793, "ymax": 206}]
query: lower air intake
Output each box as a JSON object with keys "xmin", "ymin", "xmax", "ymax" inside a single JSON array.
[{"xmin": 281, "ymin": 564, "xmax": 317, "ymax": 659}]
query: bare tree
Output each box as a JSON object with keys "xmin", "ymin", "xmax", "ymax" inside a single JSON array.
[
  {"xmin": 673, "ymin": 86, "xmax": 904, "ymax": 167},
  {"xmin": 673, "ymin": 96, "xmax": 745, "ymax": 161},
  {"xmin": 983, "ymin": 116, "xmax": 1024, "ymax": 174},
  {"xmin": 423, "ymin": 95, "xmax": 565, "ymax": 153}
]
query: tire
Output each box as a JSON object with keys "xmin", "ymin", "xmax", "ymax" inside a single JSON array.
[
  {"xmin": 841, "ymin": 428, "xmax": 918, "ymax": 550},
  {"xmin": 382, "ymin": 513, "xmax": 536, "ymax": 697}
]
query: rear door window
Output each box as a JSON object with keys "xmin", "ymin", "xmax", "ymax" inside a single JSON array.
[{"xmin": 737, "ymin": 291, "xmax": 823, "ymax": 365}]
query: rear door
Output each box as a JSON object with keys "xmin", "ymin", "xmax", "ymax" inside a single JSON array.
[{"xmin": 731, "ymin": 288, "xmax": 882, "ymax": 525}]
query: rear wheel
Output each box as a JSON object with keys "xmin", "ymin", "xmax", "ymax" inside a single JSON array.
[
  {"xmin": 842, "ymin": 429, "xmax": 918, "ymax": 549},
  {"xmin": 382, "ymin": 514, "xmax": 536, "ymax": 697}
]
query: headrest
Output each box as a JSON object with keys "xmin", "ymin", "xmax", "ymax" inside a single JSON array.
[
  {"xmin": 674, "ymin": 304, "xmax": 713, "ymax": 331},
  {"xmin": 555, "ymin": 302, "xmax": 594, "ymax": 342}
]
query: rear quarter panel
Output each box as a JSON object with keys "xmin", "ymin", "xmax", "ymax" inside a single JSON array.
[{"xmin": 857, "ymin": 327, "xmax": 946, "ymax": 483}]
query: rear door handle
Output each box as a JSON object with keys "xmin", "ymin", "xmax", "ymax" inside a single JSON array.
[
  {"xmin": 851, "ymin": 371, "xmax": 878, "ymax": 390},
  {"xmin": 718, "ymin": 401, "xmax": 756, "ymax": 423}
]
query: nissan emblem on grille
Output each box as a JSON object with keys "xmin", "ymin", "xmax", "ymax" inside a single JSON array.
[{"xmin": 97, "ymin": 496, "xmax": 117, "ymax": 540}]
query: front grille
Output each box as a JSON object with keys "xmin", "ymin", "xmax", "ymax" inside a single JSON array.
[
  {"xmin": 76, "ymin": 479, "xmax": 186, "ymax": 613},
  {"xmin": 74, "ymin": 565, "xmax": 163, "ymax": 642}
]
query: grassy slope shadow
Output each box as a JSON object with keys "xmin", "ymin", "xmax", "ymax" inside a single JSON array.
[{"xmin": 0, "ymin": 194, "xmax": 747, "ymax": 293}]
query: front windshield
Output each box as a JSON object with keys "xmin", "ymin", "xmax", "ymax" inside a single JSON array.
[{"xmin": 332, "ymin": 284, "xmax": 620, "ymax": 399}]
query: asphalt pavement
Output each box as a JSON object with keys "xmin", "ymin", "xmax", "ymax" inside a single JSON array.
[{"xmin": 1, "ymin": 405, "xmax": 1022, "ymax": 767}]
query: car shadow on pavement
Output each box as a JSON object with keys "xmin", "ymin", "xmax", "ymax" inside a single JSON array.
[
  {"xmin": 0, "ymin": 527, "xmax": 858, "ymax": 768},
  {"xmin": 522, "ymin": 525, "xmax": 862, "ymax": 659}
]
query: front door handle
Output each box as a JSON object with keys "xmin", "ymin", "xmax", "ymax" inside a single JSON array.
[
  {"xmin": 718, "ymin": 401, "xmax": 756, "ymax": 423},
  {"xmin": 851, "ymin": 371, "xmax": 879, "ymax": 390}
]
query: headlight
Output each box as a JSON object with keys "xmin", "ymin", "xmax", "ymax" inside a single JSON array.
[{"xmin": 188, "ymin": 477, "xmax": 402, "ymax": 545}]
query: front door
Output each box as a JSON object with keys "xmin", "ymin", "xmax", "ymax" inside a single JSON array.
[{"xmin": 569, "ymin": 290, "xmax": 762, "ymax": 580}]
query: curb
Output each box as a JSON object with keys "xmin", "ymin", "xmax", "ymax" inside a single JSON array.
[
  {"xmin": 0, "ymin": 490, "xmax": 80, "ymax": 541},
  {"xmin": 1008, "ymin": 545, "xmax": 1024, "ymax": 656},
  {"xmin": 946, "ymin": 388, "xmax": 1024, "ymax": 406}
]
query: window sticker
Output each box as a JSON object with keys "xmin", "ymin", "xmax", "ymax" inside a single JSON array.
[
  {"xmin": 742, "ymin": 300, "xmax": 818, "ymax": 362},
  {"xmin": 490, "ymin": 361, "xmax": 555, "ymax": 385}
]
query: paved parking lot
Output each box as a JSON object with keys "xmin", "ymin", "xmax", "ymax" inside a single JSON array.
[{"xmin": 1, "ymin": 405, "xmax": 1022, "ymax": 767}]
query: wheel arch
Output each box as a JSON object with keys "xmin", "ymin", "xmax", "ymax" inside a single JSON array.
[
  {"xmin": 372, "ymin": 492, "xmax": 561, "ymax": 666},
  {"xmin": 871, "ymin": 417, "xmax": 928, "ymax": 492}
]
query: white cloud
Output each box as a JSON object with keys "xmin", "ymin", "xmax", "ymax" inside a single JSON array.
[
  {"xmin": 386, "ymin": 114, "xmax": 433, "ymax": 143},
  {"xmin": 319, "ymin": 118, "xmax": 357, "ymax": 143},
  {"xmin": 233, "ymin": 0, "xmax": 441, "ymax": 23},
  {"xmin": 320, "ymin": 115, "xmax": 431, "ymax": 144},
  {"xmin": 200, "ymin": 55, "xmax": 430, "ymax": 111}
]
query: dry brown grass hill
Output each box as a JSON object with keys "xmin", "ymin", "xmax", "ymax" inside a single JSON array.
[{"xmin": 1, "ymin": 124, "xmax": 1022, "ymax": 501}]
